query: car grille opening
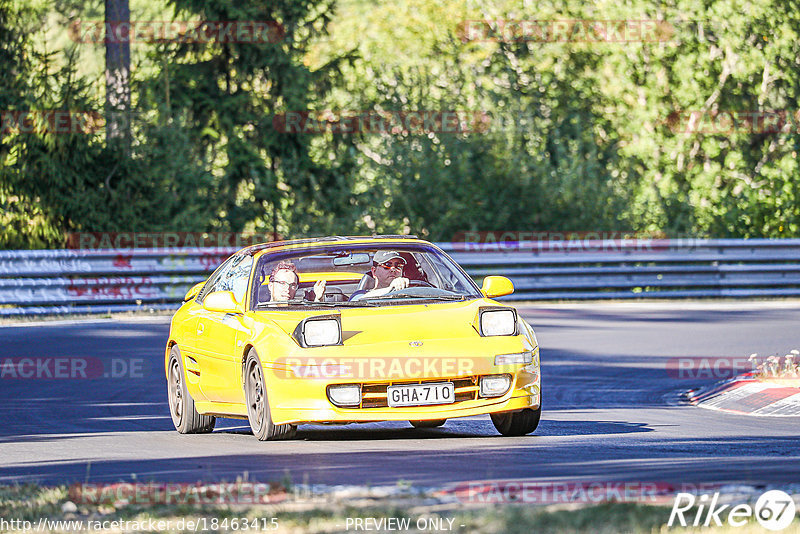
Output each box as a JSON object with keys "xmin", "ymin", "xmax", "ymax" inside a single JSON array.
[{"xmin": 357, "ymin": 376, "xmax": 480, "ymax": 409}]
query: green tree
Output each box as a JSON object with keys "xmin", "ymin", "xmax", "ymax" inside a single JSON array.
[
  {"xmin": 1, "ymin": 0, "xmax": 236, "ymax": 248},
  {"xmin": 311, "ymin": 0, "xmax": 635, "ymax": 240},
  {"xmin": 139, "ymin": 0, "xmax": 361, "ymax": 238}
]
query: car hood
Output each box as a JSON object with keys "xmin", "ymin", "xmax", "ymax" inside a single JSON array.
[{"xmin": 253, "ymin": 299, "xmax": 528, "ymax": 347}]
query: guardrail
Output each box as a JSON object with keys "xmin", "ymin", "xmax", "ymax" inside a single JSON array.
[
  {"xmin": 0, "ymin": 248, "xmax": 235, "ymax": 316},
  {"xmin": 1, "ymin": 239, "xmax": 800, "ymax": 316},
  {"xmin": 440, "ymin": 238, "xmax": 800, "ymax": 300}
]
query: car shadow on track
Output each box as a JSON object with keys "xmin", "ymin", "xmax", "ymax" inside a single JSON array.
[
  {"xmin": 215, "ymin": 421, "xmax": 495, "ymax": 440},
  {"xmin": 211, "ymin": 417, "xmax": 653, "ymax": 441},
  {"xmin": 537, "ymin": 420, "xmax": 652, "ymax": 436}
]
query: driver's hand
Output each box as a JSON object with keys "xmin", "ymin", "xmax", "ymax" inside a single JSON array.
[
  {"xmin": 388, "ymin": 277, "xmax": 409, "ymax": 291},
  {"xmin": 313, "ymin": 280, "xmax": 327, "ymax": 302}
]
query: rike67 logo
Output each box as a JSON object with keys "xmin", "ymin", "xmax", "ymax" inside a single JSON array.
[{"xmin": 669, "ymin": 490, "xmax": 797, "ymax": 531}]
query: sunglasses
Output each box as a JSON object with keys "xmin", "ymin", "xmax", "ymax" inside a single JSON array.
[
  {"xmin": 377, "ymin": 261, "xmax": 405, "ymax": 270},
  {"xmin": 271, "ymin": 280, "xmax": 299, "ymax": 290}
]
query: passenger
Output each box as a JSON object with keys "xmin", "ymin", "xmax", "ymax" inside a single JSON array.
[{"xmin": 268, "ymin": 261, "xmax": 326, "ymax": 302}]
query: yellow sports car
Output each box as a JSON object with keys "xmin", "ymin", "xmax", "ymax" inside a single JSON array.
[{"xmin": 165, "ymin": 236, "xmax": 540, "ymax": 440}]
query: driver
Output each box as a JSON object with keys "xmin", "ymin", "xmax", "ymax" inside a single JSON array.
[
  {"xmin": 268, "ymin": 261, "xmax": 326, "ymax": 302},
  {"xmin": 352, "ymin": 250, "xmax": 410, "ymax": 299}
]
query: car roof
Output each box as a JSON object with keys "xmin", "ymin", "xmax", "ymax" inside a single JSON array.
[{"xmin": 244, "ymin": 235, "xmax": 428, "ymax": 257}]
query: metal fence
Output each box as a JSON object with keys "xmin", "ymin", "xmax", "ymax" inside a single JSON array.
[
  {"xmin": 0, "ymin": 248, "xmax": 235, "ymax": 316},
  {"xmin": 2, "ymin": 238, "xmax": 800, "ymax": 316}
]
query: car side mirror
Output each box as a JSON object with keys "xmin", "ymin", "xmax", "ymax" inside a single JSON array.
[
  {"xmin": 184, "ymin": 282, "xmax": 204, "ymax": 301},
  {"xmin": 481, "ymin": 276, "xmax": 514, "ymax": 298},
  {"xmin": 203, "ymin": 291, "xmax": 241, "ymax": 313}
]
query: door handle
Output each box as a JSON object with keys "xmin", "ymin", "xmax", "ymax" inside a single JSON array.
[{"xmin": 197, "ymin": 322, "xmax": 204, "ymax": 335}]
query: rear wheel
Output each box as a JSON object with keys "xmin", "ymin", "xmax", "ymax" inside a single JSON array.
[
  {"xmin": 244, "ymin": 349, "xmax": 296, "ymax": 441},
  {"xmin": 490, "ymin": 407, "xmax": 541, "ymax": 436},
  {"xmin": 167, "ymin": 345, "xmax": 215, "ymax": 434},
  {"xmin": 410, "ymin": 419, "xmax": 446, "ymax": 428}
]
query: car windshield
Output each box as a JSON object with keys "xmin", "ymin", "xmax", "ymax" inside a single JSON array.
[{"xmin": 251, "ymin": 243, "xmax": 482, "ymax": 308}]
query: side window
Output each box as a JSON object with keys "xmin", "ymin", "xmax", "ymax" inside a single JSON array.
[
  {"xmin": 425, "ymin": 253, "xmax": 460, "ymax": 291},
  {"xmin": 196, "ymin": 255, "xmax": 236, "ymax": 304},
  {"xmin": 212, "ymin": 255, "xmax": 254, "ymax": 304}
]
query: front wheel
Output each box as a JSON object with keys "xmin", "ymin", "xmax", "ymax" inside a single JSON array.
[
  {"xmin": 490, "ymin": 407, "xmax": 541, "ymax": 436},
  {"xmin": 244, "ymin": 349, "xmax": 296, "ymax": 441},
  {"xmin": 167, "ymin": 346, "xmax": 215, "ymax": 434}
]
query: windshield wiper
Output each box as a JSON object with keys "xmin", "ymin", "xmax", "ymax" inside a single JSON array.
[
  {"xmin": 300, "ymin": 300, "xmax": 377, "ymax": 307},
  {"xmin": 366, "ymin": 294, "xmax": 469, "ymax": 301},
  {"xmin": 259, "ymin": 300, "xmax": 376, "ymax": 308}
]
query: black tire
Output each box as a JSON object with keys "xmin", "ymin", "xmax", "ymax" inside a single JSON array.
[
  {"xmin": 490, "ymin": 407, "xmax": 541, "ymax": 436},
  {"xmin": 244, "ymin": 349, "xmax": 296, "ymax": 441},
  {"xmin": 167, "ymin": 345, "xmax": 215, "ymax": 434},
  {"xmin": 410, "ymin": 419, "xmax": 446, "ymax": 428}
]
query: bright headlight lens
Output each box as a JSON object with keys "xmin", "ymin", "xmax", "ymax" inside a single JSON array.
[
  {"xmin": 327, "ymin": 384, "xmax": 361, "ymax": 407},
  {"xmin": 304, "ymin": 319, "xmax": 341, "ymax": 346},
  {"xmin": 494, "ymin": 351, "xmax": 533, "ymax": 366},
  {"xmin": 480, "ymin": 374, "xmax": 512, "ymax": 397},
  {"xmin": 480, "ymin": 309, "xmax": 516, "ymax": 336}
]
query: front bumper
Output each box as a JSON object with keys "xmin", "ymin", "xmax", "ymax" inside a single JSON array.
[{"xmin": 263, "ymin": 362, "xmax": 540, "ymax": 425}]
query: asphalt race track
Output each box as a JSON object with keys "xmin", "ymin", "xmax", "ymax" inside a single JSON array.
[{"xmin": 1, "ymin": 301, "xmax": 799, "ymax": 489}]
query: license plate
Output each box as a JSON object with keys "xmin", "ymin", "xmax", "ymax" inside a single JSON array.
[{"xmin": 387, "ymin": 382, "xmax": 455, "ymax": 407}]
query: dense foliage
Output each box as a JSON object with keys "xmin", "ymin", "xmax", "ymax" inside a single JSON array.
[{"xmin": 2, "ymin": 0, "xmax": 799, "ymax": 247}]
